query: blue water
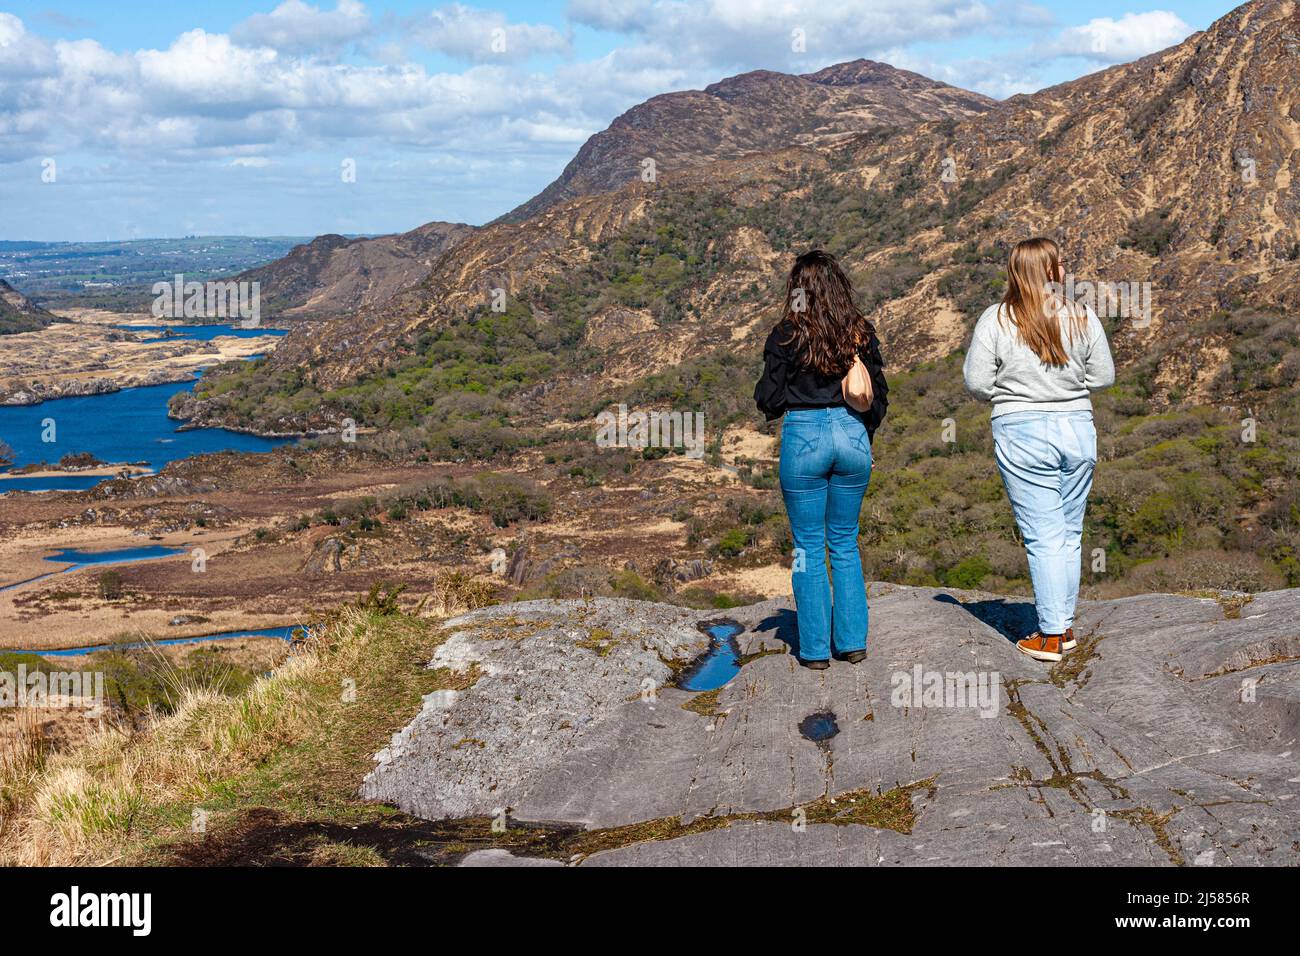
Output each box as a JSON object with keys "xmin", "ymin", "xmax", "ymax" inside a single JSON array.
[
  {"xmin": 798, "ymin": 711, "xmax": 840, "ymax": 744},
  {"xmin": 677, "ymin": 621, "xmax": 746, "ymax": 692},
  {"xmin": 0, "ymin": 376, "xmax": 292, "ymax": 492},
  {"xmin": 115, "ymin": 323, "xmax": 288, "ymax": 343},
  {"xmin": 0, "ymin": 543, "xmax": 305, "ymax": 653},
  {"xmin": 0, "ymin": 545, "xmax": 188, "ymax": 593},
  {"xmin": 4, "ymin": 625, "xmax": 306, "ymax": 658},
  {"xmin": 46, "ymin": 545, "xmax": 187, "ymax": 567},
  {"xmin": 0, "ymin": 474, "xmax": 111, "ymax": 492}
]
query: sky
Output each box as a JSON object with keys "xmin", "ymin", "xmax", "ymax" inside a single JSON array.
[{"xmin": 0, "ymin": 1, "xmax": 1240, "ymax": 241}]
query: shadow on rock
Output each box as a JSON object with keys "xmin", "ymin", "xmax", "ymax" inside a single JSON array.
[
  {"xmin": 933, "ymin": 593, "xmax": 1037, "ymax": 644},
  {"xmin": 751, "ymin": 608, "xmax": 800, "ymax": 655}
]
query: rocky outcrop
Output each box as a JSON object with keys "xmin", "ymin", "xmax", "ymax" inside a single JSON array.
[{"xmin": 362, "ymin": 584, "xmax": 1300, "ymax": 866}]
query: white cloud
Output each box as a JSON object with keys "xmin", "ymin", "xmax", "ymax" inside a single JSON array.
[
  {"xmin": 1048, "ymin": 11, "xmax": 1192, "ymax": 63},
  {"xmin": 878, "ymin": 48, "xmax": 1042, "ymax": 99},
  {"xmin": 0, "ymin": 12, "xmax": 594, "ymax": 169},
  {"xmin": 232, "ymin": 0, "xmax": 371, "ymax": 56},
  {"xmin": 500, "ymin": 116, "xmax": 591, "ymax": 143},
  {"xmin": 0, "ymin": 12, "xmax": 58, "ymax": 78},
  {"xmin": 410, "ymin": 4, "xmax": 571, "ymax": 64},
  {"xmin": 567, "ymin": 0, "xmax": 1055, "ymax": 72},
  {"xmin": 137, "ymin": 30, "xmax": 284, "ymax": 110},
  {"xmin": 565, "ymin": 0, "xmax": 654, "ymax": 34},
  {"xmin": 0, "ymin": 4, "xmax": 1208, "ymax": 237}
]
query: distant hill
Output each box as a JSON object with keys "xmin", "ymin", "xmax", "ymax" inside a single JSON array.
[
  {"xmin": 0, "ymin": 236, "xmax": 315, "ymax": 312},
  {"xmin": 496, "ymin": 59, "xmax": 996, "ymax": 223},
  {"xmin": 232, "ymin": 221, "xmax": 475, "ymax": 319},
  {"xmin": 0, "ymin": 278, "xmax": 57, "ymax": 334}
]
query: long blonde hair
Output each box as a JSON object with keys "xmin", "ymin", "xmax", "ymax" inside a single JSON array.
[{"xmin": 998, "ymin": 237, "xmax": 1086, "ymax": 365}]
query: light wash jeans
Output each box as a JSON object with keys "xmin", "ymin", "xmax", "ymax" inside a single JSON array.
[
  {"xmin": 779, "ymin": 406, "xmax": 873, "ymax": 662},
  {"xmin": 991, "ymin": 410, "xmax": 1097, "ymax": 635}
]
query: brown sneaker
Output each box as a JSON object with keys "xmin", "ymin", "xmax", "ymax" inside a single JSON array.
[
  {"xmin": 1017, "ymin": 632, "xmax": 1064, "ymax": 663},
  {"xmin": 1062, "ymin": 627, "xmax": 1077, "ymax": 651}
]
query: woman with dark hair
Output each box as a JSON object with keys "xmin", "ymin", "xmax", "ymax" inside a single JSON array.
[{"xmin": 754, "ymin": 250, "xmax": 888, "ymax": 668}]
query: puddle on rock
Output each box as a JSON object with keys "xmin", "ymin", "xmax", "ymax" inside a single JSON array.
[
  {"xmin": 799, "ymin": 711, "xmax": 840, "ymax": 744},
  {"xmin": 676, "ymin": 620, "xmax": 745, "ymax": 692}
]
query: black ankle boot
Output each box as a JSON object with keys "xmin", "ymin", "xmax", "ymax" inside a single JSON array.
[{"xmin": 800, "ymin": 658, "xmax": 829, "ymax": 670}]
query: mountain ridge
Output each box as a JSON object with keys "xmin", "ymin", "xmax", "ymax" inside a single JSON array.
[
  {"xmin": 495, "ymin": 58, "xmax": 996, "ymax": 224},
  {"xmin": 185, "ymin": 0, "xmax": 1299, "ymax": 438},
  {"xmin": 234, "ymin": 58, "xmax": 993, "ymax": 321}
]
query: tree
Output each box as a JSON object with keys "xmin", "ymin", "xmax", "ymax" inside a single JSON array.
[{"xmin": 98, "ymin": 570, "xmax": 124, "ymax": 601}]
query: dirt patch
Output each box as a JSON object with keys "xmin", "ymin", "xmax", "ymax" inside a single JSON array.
[
  {"xmin": 699, "ymin": 562, "xmax": 789, "ymax": 599},
  {"xmin": 164, "ymin": 806, "xmax": 576, "ymax": 867}
]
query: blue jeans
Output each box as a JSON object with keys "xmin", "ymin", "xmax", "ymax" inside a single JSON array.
[
  {"xmin": 779, "ymin": 406, "xmax": 873, "ymax": 662},
  {"xmin": 991, "ymin": 410, "xmax": 1097, "ymax": 635}
]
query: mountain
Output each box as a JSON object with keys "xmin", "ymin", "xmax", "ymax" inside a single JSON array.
[
  {"xmin": 186, "ymin": 0, "xmax": 1298, "ymax": 438},
  {"xmin": 233, "ymin": 220, "xmax": 474, "ymax": 318},
  {"xmin": 236, "ymin": 60, "xmax": 991, "ymax": 321},
  {"xmin": 0, "ymin": 278, "xmax": 57, "ymax": 334},
  {"xmin": 497, "ymin": 59, "xmax": 996, "ymax": 223}
]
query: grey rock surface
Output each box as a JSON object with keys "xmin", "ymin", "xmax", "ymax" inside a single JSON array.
[
  {"xmin": 457, "ymin": 848, "xmax": 565, "ymax": 867},
  {"xmin": 362, "ymin": 586, "xmax": 1300, "ymax": 866}
]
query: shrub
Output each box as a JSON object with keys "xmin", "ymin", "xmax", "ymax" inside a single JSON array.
[
  {"xmin": 1119, "ymin": 208, "xmax": 1178, "ymax": 256},
  {"xmin": 97, "ymin": 571, "xmax": 124, "ymax": 601},
  {"xmin": 942, "ymin": 555, "xmax": 992, "ymax": 590},
  {"xmin": 610, "ymin": 570, "xmax": 661, "ymax": 602},
  {"xmin": 421, "ymin": 473, "xmax": 552, "ymax": 527},
  {"xmin": 713, "ymin": 528, "xmax": 750, "ymax": 558}
]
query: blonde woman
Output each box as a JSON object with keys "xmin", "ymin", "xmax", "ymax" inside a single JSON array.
[{"xmin": 962, "ymin": 237, "xmax": 1115, "ymax": 662}]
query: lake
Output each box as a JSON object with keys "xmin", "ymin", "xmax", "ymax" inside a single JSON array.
[
  {"xmin": 12, "ymin": 625, "xmax": 306, "ymax": 658},
  {"xmin": 0, "ymin": 544, "xmax": 189, "ymax": 593},
  {"xmin": 114, "ymin": 323, "xmax": 286, "ymax": 343},
  {"xmin": 0, "ymin": 324, "xmax": 293, "ymax": 492}
]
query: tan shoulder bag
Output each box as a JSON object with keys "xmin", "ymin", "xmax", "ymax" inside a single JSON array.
[{"xmin": 842, "ymin": 341, "xmax": 874, "ymax": 413}]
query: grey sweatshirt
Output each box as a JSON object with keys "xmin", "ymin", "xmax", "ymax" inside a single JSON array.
[{"xmin": 962, "ymin": 302, "xmax": 1115, "ymax": 417}]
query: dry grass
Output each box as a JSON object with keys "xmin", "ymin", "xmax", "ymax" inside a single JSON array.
[
  {"xmin": 427, "ymin": 568, "xmax": 496, "ymax": 617},
  {"xmin": 0, "ymin": 708, "xmax": 51, "ymax": 845},
  {"xmin": 0, "ymin": 604, "xmax": 443, "ymax": 866}
]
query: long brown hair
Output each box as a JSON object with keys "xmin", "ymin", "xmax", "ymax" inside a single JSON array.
[
  {"xmin": 998, "ymin": 237, "xmax": 1086, "ymax": 365},
  {"xmin": 777, "ymin": 250, "xmax": 874, "ymax": 376}
]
